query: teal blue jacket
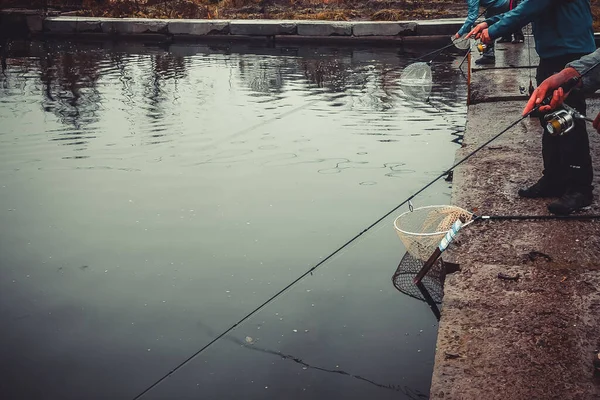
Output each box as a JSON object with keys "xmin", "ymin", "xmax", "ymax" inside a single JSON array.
[
  {"xmin": 486, "ymin": 0, "xmax": 595, "ymax": 59},
  {"xmin": 457, "ymin": 0, "xmax": 509, "ymax": 36}
]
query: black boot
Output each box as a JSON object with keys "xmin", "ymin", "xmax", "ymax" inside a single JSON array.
[
  {"xmin": 547, "ymin": 190, "xmax": 593, "ymax": 215},
  {"xmin": 518, "ymin": 177, "xmax": 565, "ymax": 198},
  {"xmin": 512, "ymin": 31, "xmax": 525, "ymax": 44}
]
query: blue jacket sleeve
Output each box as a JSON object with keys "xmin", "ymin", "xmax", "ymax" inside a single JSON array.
[
  {"xmin": 486, "ymin": 0, "xmax": 555, "ymax": 39},
  {"xmin": 457, "ymin": 0, "xmax": 482, "ymax": 36}
]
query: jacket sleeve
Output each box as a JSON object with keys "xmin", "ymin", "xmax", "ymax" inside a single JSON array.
[
  {"xmin": 486, "ymin": 0, "xmax": 555, "ymax": 39},
  {"xmin": 566, "ymin": 49, "xmax": 600, "ymax": 93},
  {"xmin": 457, "ymin": 0, "xmax": 482, "ymax": 36}
]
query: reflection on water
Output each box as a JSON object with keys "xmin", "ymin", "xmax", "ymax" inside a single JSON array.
[{"xmin": 0, "ymin": 39, "xmax": 468, "ymax": 400}]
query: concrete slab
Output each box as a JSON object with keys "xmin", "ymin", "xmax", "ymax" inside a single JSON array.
[
  {"xmin": 168, "ymin": 19, "xmax": 229, "ymax": 36},
  {"xmin": 352, "ymin": 21, "xmax": 416, "ymax": 37},
  {"xmin": 25, "ymin": 15, "xmax": 43, "ymax": 33},
  {"xmin": 431, "ymin": 263, "xmax": 600, "ymax": 400},
  {"xmin": 415, "ymin": 19, "xmax": 465, "ymax": 36},
  {"xmin": 100, "ymin": 18, "xmax": 168, "ymax": 34},
  {"xmin": 296, "ymin": 21, "xmax": 352, "ymax": 37},
  {"xmin": 43, "ymin": 16, "xmax": 78, "ymax": 33},
  {"xmin": 229, "ymin": 20, "xmax": 297, "ymax": 36},
  {"xmin": 75, "ymin": 17, "xmax": 103, "ymax": 33},
  {"xmin": 470, "ymin": 67, "xmax": 535, "ymax": 103}
]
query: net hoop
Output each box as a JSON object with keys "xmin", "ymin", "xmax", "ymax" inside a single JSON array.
[
  {"xmin": 393, "ymin": 205, "xmax": 474, "ymax": 261},
  {"xmin": 393, "ymin": 205, "xmax": 474, "ymax": 236}
]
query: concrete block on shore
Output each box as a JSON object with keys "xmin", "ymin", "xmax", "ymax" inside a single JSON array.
[
  {"xmin": 76, "ymin": 18, "xmax": 103, "ymax": 33},
  {"xmin": 415, "ymin": 19, "xmax": 464, "ymax": 36},
  {"xmin": 168, "ymin": 20, "xmax": 229, "ymax": 36},
  {"xmin": 229, "ymin": 20, "xmax": 297, "ymax": 36},
  {"xmin": 352, "ymin": 21, "xmax": 416, "ymax": 37},
  {"xmin": 296, "ymin": 21, "xmax": 352, "ymax": 36},
  {"xmin": 44, "ymin": 17, "xmax": 78, "ymax": 33},
  {"xmin": 102, "ymin": 18, "xmax": 167, "ymax": 34},
  {"xmin": 25, "ymin": 15, "xmax": 43, "ymax": 33}
]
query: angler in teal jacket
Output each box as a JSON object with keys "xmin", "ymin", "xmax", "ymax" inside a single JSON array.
[
  {"xmin": 455, "ymin": 0, "xmax": 515, "ymax": 64},
  {"xmin": 483, "ymin": 0, "xmax": 595, "ymax": 59},
  {"xmin": 468, "ymin": 0, "xmax": 596, "ymax": 215}
]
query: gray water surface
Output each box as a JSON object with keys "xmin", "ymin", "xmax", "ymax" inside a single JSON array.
[{"xmin": 0, "ymin": 40, "xmax": 467, "ymax": 400}]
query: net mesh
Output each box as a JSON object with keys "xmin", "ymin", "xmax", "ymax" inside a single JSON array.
[
  {"xmin": 399, "ymin": 62, "xmax": 432, "ymax": 100},
  {"xmin": 392, "ymin": 251, "xmax": 445, "ymax": 305},
  {"xmin": 452, "ymin": 35, "xmax": 472, "ymax": 51},
  {"xmin": 393, "ymin": 205, "xmax": 473, "ymax": 262}
]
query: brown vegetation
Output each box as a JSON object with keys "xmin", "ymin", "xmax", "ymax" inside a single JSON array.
[{"xmin": 2, "ymin": 0, "xmax": 600, "ymax": 30}]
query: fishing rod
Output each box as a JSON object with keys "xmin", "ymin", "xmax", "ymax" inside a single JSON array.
[{"xmin": 132, "ymin": 46, "xmax": 600, "ymax": 400}]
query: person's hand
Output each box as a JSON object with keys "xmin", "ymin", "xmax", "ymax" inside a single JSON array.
[
  {"xmin": 454, "ymin": 32, "xmax": 461, "ymax": 39},
  {"xmin": 466, "ymin": 22, "xmax": 488, "ymax": 39},
  {"xmin": 522, "ymin": 67, "xmax": 581, "ymax": 115},
  {"xmin": 480, "ymin": 29, "xmax": 492, "ymax": 44},
  {"xmin": 593, "ymin": 111, "xmax": 600, "ymax": 134}
]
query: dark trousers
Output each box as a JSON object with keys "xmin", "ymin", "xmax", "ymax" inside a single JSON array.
[{"xmin": 536, "ymin": 53, "xmax": 594, "ymax": 194}]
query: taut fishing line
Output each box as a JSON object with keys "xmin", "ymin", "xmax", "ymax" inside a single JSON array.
[
  {"xmin": 133, "ymin": 32, "xmax": 600, "ymax": 400},
  {"xmin": 527, "ymin": 23, "xmax": 534, "ymax": 95}
]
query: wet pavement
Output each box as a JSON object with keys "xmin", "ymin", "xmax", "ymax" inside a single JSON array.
[{"xmin": 0, "ymin": 39, "xmax": 468, "ymax": 399}]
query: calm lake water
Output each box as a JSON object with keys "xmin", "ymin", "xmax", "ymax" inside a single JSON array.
[{"xmin": 0, "ymin": 39, "xmax": 467, "ymax": 400}]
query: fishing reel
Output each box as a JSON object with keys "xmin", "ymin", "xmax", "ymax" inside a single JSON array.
[
  {"xmin": 476, "ymin": 43, "xmax": 487, "ymax": 54},
  {"xmin": 544, "ymin": 104, "xmax": 592, "ymax": 136}
]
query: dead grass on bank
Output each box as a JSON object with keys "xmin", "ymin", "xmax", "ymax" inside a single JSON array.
[
  {"xmin": 1, "ymin": 0, "xmax": 462, "ymax": 21},
  {"xmin": 2, "ymin": 0, "xmax": 600, "ymax": 29}
]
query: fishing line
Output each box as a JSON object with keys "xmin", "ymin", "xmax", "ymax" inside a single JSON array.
[
  {"xmin": 133, "ymin": 41, "xmax": 600, "ymax": 400},
  {"xmin": 527, "ymin": 23, "xmax": 534, "ymax": 95}
]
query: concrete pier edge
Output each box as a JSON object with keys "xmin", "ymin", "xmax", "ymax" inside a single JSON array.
[{"xmin": 430, "ymin": 38, "xmax": 600, "ymax": 399}]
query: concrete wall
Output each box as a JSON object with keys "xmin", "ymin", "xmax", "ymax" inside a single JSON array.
[{"xmin": 1, "ymin": 11, "xmax": 465, "ymax": 42}]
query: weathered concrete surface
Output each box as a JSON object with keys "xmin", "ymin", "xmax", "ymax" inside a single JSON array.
[
  {"xmin": 415, "ymin": 18, "xmax": 464, "ymax": 36},
  {"xmin": 470, "ymin": 36, "xmax": 539, "ymax": 103},
  {"xmin": 229, "ymin": 20, "xmax": 297, "ymax": 36},
  {"xmin": 352, "ymin": 21, "xmax": 416, "ymax": 37},
  {"xmin": 102, "ymin": 18, "xmax": 168, "ymax": 34},
  {"xmin": 44, "ymin": 16, "xmax": 78, "ymax": 33},
  {"xmin": 296, "ymin": 21, "xmax": 352, "ymax": 37},
  {"xmin": 431, "ymin": 37, "xmax": 600, "ymax": 398},
  {"xmin": 168, "ymin": 19, "xmax": 229, "ymax": 36},
  {"xmin": 25, "ymin": 14, "xmax": 43, "ymax": 33}
]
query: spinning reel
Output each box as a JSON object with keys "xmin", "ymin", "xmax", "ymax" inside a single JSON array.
[
  {"xmin": 544, "ymin": 104, "xmax": 593, "ymax": 136},
  {"xmin": 476, "ymin": 43, "xmax": 487, "ymax": 54}
]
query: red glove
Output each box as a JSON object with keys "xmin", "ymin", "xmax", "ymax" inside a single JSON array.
[
  {"xmin": 466, "ymin": 22, "xmax": 488, "ymax": 39},
  {"xmin": 593, "ymin": 112, "xmax": 600, "ymax": 134},
  {"xmin": 480, "ymin": 29, "xmax": 492, "ymax": 44},
  {"xmin": 522, "ymin": 67, "xmax": 581, "ymax": 116}
]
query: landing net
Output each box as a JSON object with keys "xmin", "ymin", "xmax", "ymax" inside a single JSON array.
[{"xmin": 393, "ymin": 205, "xmax": 474, "ymax": 262}]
